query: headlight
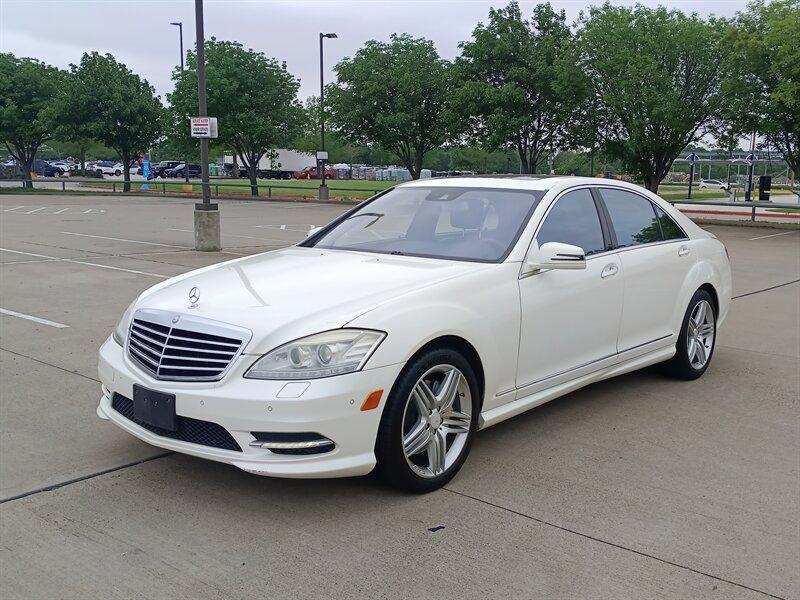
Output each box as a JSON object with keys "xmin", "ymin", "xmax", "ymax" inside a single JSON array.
[
  {"xmin": 245, "ymin": 329, "xmax": 386, "ymax": 380},
  {"xmin": 112, "ymin": 301, "xmax": 136, "ymax": 346}
]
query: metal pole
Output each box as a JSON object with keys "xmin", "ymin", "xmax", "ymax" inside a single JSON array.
[
  {"xmin": 745, "ymin": 132, "xmax": 756, "ymax": 203},
  {"xmin": 318, "ymin": 33, "xmax": 336, "ymax": 201},
  {"xmin": 178, "ymin": 23, "xmax": 189, "ymax": 185},
  {"xmin": 318, "ymin": 33, "xmax": 327, "ymax": 199},
  {"xmin": 195, "ymin": 2, "xmax": 211, "ymax": 207},
  {"xmin": 688, "ymin": 162, "xmax": 694, "ymax": 199},
  {"xmin": 193, "ymin": 0, "xmax": 220, "ymax": 251}
]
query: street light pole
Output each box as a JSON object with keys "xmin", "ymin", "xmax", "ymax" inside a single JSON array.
[
  {"xmin": 193, "ymin": 0, "xmax": 220, "ymax": 251},
  {"xmin": 318, "ymin": 32, "xmax": 337, "ymax": 201},
  {"xmin": 170, "ymin": 21, "xmax": 189, "ymax": 185}
]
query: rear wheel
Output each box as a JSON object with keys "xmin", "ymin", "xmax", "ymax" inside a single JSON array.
[
  {"xmin": 375, "ymin": 348, "xmax": 478, "ymax": 493},
  {"xmin": 661, "ymin": 289, "xmax": 716, "ymax": 380}
]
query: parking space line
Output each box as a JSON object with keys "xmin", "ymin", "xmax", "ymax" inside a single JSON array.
[
  {"xmin": 0, "ymin": 308, "xmax": 69, "ymax": 328},
  {"xmin": 23, "ymin": 207, "xmax": 47, "ymax": 214},
  {"xmin": 747, "ymin": 230, "xmax": 799, "ymax": 241},
  {"xmin": 2, "ymin": 206, "xmax": 25, "ymax": 212},
  {"xmin": 53, "ymin": 208, "xmax": 70, "ymax": 214},
  {"xmin": 61, "ymin": 231, "xmax": 190, "ymax": 249},
  {"xmin": 0, "ymin": 248, "xmax": 168, "ymax": 278}
]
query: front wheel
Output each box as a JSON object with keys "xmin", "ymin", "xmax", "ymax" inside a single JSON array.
[
  {"xmin": 374, "ymin": 348, "xmax": 479, "ymax": 493},
  {"xmin": 661, "ymin": 289, "xmax": 716, "ymax": 380},
  {"xmin": 114, "ymin": 169, "xmax": 121, "ymax": 176}
]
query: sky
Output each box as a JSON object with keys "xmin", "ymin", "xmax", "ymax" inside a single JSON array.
[{"xmin": 2, "ymin": 0, "xmax": 750, "ymax": 104}]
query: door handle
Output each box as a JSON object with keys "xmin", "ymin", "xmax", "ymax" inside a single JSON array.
[
  {"xmin": 600, "ymin": 263, "xmax": 618, "ymax": 279},
  {"xmin": 678, "ymin": 245, "xmax": 690, "ymax": 257}
]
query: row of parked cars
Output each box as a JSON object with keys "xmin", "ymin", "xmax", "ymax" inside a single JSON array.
[{"xmin": 141, "ymin": 161, "xmax": 201, "ymax": 178}]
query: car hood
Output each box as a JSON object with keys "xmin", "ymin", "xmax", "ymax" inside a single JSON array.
[{"xmin": 136, "ymin": 246, "xmax": 487, "ymax": 354}]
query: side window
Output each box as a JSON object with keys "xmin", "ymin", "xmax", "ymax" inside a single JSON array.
[
  {"xmin": 654, "ymin": 205, "xmax": 686, "ymax": 240},
  {"xmin": 600, "ymin": 189, "xmax": 662, "ymax": 247},
  {"xmin": 536, "ymin": 189, "xmax": 606, "ymax": 255}
]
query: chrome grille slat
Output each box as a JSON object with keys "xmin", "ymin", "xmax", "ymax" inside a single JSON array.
[
  {"xmin": 127, "ymin": 311, "xmax": 250, "ymax": 382},
  {"xmin": 162, "ymin": 343, "xmax": 236, "ymax": 356},
  {"xmin": 130, "ymin": 331, "xmax": 165, "ymax": 353},
  {"xmin": 161, "ymin": 355, "xmax": 231, "ymax": 364},
  {"xmin": 129, "ymin": 344, "xmax": 160, "ymax": 368},
  {"xmin": 131, "ymin": 322, "xmax": 169, "ymax": 339},
  {"xmin": 165, "ymin": 333, "xmax": 241, "ymax": 348}
]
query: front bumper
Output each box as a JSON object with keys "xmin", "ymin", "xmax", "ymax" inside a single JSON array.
[{"xmin": 97, "ymin": 336, "xmax": 404, "ymax": 478}]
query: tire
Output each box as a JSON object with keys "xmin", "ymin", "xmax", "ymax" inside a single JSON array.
[
  {"xmin": 660, "ymin": 289, "xmax": 716, "ymax": 380},
  {"xmin": 114, "ymin": 170, "xmax": 121, "ymax": 176},
  {"xmin": 96, "ymin": 170, "xmax": 103, "ymax": 177},
  {"xmin": 374, "ymin": 347, "xmax": 479, "ymax": 493}
]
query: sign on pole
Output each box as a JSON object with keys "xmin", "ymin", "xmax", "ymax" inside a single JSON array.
[{"xmin": 190, "ymin": 116, "xmax": 218, "ymax": 138}]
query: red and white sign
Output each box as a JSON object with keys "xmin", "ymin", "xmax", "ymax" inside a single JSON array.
[{"xmin": 190, "ymin": 116, "xmax": 218, "ymax": 138}]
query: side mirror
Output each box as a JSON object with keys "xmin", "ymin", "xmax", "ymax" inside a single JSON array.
[
  {"xmin": 307, "ymin": 226, "xmax": 322, "ymax": 238},
  {"xmin": 524, "ymin": 241, "xmax": 587, "ymax": 273}
]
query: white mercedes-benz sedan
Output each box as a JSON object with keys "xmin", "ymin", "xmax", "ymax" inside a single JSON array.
[{"xmin": 97, "ymin": 177, "xmax": 732, "ymax": 492}]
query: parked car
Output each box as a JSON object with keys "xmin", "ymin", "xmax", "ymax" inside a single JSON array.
[
  {"xmin": 98, "ymin": 177, "xmax": 731, "ymax": 493},
  {"xmin": 166, "ymin": 163, "xmax": 201, "ymax": 178},
  {"xmin": 43, "ymin": 161, "xmax": 70, "ymax": 177},
  {"xmin": 699, "ymin": 179, "xmax": 729, "ymax": 190},
  {"xmin": 293, "ymin": 165, "xmax": 337, "ymax": 180},
  {"xmin": 151, "ymin": 160, "xmax": 181, "ymax": 178},
  {"xmin": 94, "ymin": 162, "xmax": 123, "ymax": 176}
]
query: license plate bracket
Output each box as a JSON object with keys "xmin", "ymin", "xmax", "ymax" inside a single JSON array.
[{"xmin": 133, "ymin": 384, "xmax": 177, "ymax": 431}]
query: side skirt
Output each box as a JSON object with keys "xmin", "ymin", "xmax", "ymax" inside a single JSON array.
[{"xmin": 478, "ymin": 346, "xmax": 676, "ymax": 430}]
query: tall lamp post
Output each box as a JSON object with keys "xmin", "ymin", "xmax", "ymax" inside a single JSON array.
[
  {"xmin": 318, "ymin": 32, "xmax": 337, "ymax": 201},
  {"xmin": 192, "ymin": 0, "xmax": 219, "ymax": 251},
  {"xmin": 170, "ymin": 21, "xmax": 190, "ymax": 185}
]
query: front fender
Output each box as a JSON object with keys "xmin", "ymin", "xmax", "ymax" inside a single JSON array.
[{"xmin": 349, "ymin": 263, "xmax": 521, "ymax": 411}]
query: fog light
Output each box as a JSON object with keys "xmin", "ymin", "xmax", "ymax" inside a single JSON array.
[{"xmin": 249, "ymin": 432, "xmax": 335, "ymax": 455}]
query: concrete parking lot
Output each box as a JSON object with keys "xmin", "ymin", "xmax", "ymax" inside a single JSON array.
[{"xmin": 1, "ymin": 193, "xmax": 798, "ymax": 599}]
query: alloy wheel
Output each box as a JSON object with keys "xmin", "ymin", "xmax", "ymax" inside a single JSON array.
[
  {"xmin": 687, "ymin": 300, "xmax": 715, "ymax": 369},
  {"xmin": 401, "ymin": 365, "xmax": 472, "ymax": 478}
]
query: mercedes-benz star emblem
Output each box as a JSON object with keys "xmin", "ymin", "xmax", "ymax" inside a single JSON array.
[{"xmin": 188, "ymin": 286, "xmax": 200, "ymax": 308}]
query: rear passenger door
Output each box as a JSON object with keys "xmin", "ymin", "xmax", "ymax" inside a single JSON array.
[{"xmin": 597, "ymin": 188, "xmax": 691, "ymax": 356}]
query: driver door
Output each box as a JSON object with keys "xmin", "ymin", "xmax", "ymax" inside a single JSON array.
[{"xmin": 516, "ymin": 188, "xmax": 623, "ymax": 395}]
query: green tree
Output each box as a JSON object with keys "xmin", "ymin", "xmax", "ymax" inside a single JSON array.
[
  {"xmin": 731, "ymin": 0, "xmax": 800, "ymax": 179},
  {"xmin": 578, "ymin": 5, "xmax": 731, "ymax": 191},
  {"xmin": 291, "ymin": 96, "xmax": 357, "ymax": 164},
  {"xmin": 72, "ymin": 52, "xmax": 164, "ymax": 191},
  {"xmin": 0, "ymin": 53, "xmax": 64, "ymax": 186},
  {"xmin": 55, "ymin": 70, "xmax": 96, "ymax": 176},
  {"xmin": 453, "ymin": 2, "xmax": 586, "ymax": 174},
  {"xmin": 327, "ymin": 34, "xmax": 451, "ymax": 179},
  {"xmin": 169, "ymin": 39, "xmax": 305, "ymax": 195}
]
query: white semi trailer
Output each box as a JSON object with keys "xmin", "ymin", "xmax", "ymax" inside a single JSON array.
[{"xmin": 223, "ymin": 149, "xmax": 315, "ymax": 180}]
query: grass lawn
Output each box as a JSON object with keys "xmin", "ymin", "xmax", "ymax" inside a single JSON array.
[
  {"xmin": 657, "ymin": 189, "xmax": 729, "ymax": 200},
  {"xmin": 766, "ymin": 207, "xmax": 800, "ymax": 214},
  {"xmin": 79, "ymin": 178, "xmax": 394, "ymax": 199}
]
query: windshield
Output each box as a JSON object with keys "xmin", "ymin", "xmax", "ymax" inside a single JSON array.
[{"xmin": 305, "ymin": 186, "xmax": 544, "ymax": 262}]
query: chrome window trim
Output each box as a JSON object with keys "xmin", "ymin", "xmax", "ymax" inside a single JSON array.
[{"xmin": 518, "ymin": 183, "xmax": 690, "ymax": 278}]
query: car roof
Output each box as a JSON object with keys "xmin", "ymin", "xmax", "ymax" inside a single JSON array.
[{"xmin": 399, "ymin": 176, "xmax": 651, "ymax": 195}]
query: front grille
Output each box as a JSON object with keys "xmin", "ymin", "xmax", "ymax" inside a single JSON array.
[
  {"xmin": 127, "ymin": 309, "xmax": 250, "ymax": 381},
  {"xmin": 112, "ymin": 393, "xmax": 242, "ymax": 452}
]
